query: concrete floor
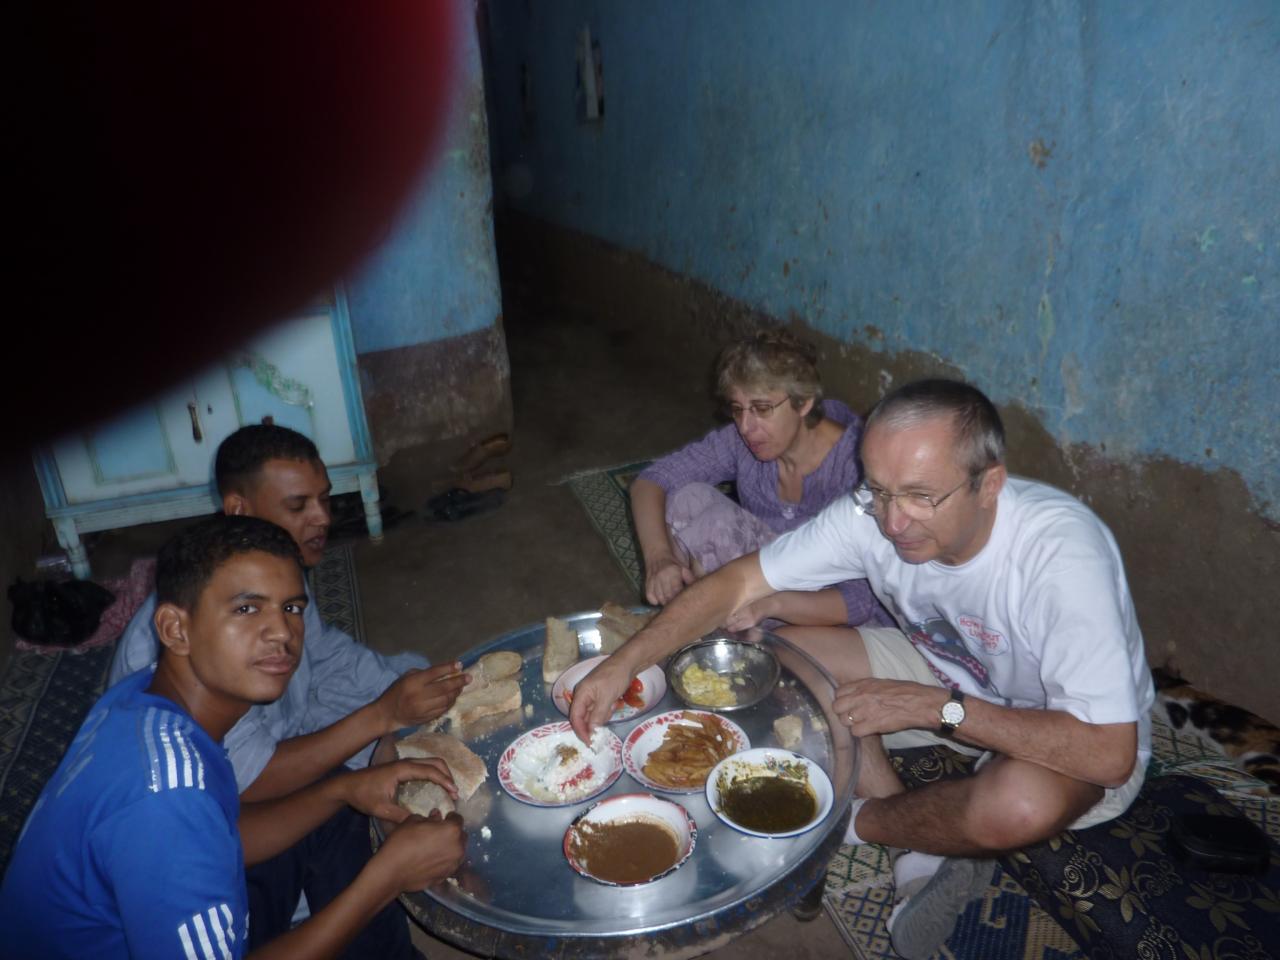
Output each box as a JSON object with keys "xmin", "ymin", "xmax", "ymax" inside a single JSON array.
[{"xmin": 83, "ymin": 249, "xmax": 854, "ymax": 958}]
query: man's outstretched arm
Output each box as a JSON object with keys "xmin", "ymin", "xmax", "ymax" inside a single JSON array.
[
  {"xmin": 569, "ymin": 552, "xmax": 775, "ymax": 742},
  {"xmin": 240, "ymin": 662, "xmax": 468, "ymax": 801}
]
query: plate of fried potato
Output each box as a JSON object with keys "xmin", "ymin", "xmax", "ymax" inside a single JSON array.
[{"xmin": 623, "ymin": 710, "xmax": 749, "ymax": 794}]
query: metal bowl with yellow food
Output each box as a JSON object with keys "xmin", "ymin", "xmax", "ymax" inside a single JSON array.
[{"xmin": 666, "ymin": 636, "xmax": 780, "ymax": 712}]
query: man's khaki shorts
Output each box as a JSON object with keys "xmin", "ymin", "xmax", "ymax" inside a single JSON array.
[{"xmin": 859, "ymin": 626, "xmax": 1145, "ymax": 830}]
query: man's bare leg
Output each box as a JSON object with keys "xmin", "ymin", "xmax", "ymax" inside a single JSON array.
[{"xmin": 860, "ymin": 754, "xmax": 1104, "ymax": 855}]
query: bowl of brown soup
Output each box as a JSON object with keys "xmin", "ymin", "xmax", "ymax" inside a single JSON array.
[{"xmin": 563, "ymin": 793, "xmax": 697, "ymax": 886}]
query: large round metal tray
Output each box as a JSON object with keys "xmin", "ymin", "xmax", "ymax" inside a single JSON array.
[{"xmin": 370, "ymin": 613, "xmax": 858, "ymax": 959}]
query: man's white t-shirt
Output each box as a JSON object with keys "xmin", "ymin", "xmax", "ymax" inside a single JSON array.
[{"xmin": 759, "ymin": 476, "xmax": 1154, "ymax": 764}]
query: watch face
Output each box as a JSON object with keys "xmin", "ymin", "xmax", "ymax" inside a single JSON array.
[{"xmin": 941, "ymin": 700, "xmax": 965, "ymax": 726}]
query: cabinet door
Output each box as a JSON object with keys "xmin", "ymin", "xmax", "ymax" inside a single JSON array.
[
  {"xmin": 49, "ymin": 368, "xmax": 237, "ymax": 504},
  {"xmin": 48, "ymin": 306, "xmax": 359, "ymax": 505}
]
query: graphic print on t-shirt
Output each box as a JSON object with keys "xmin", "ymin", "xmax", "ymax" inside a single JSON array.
[{"xmin": 906, "ymin": 616, "xmax": 995, "ymax": 694}]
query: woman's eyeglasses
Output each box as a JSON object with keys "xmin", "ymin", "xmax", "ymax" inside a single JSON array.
[{"xmin": 725, "ymin": 397, "xmax": 790, "ymax": 421}]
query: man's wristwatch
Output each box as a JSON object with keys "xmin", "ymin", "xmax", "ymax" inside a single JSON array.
[{"xmin": 939, "ymin": 689, "xmax": 966, "ymax": 735}]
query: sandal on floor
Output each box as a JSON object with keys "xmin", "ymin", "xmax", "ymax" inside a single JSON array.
[
  {"xmin": 453, "ymin": 433, "xmax": 511, "ymax": 475},
  {"xmin": 425, "ymin": 487, "xmax": 507, "ymax": 522}
]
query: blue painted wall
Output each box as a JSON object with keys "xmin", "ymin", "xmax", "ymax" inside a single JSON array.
[
  {"xmin": 488, "ymin": 0, "xmax": 1279, "ymax": 518},
  {"xmin": 346, "ymin": 0, "xmax": 501, "ymax": 354}
]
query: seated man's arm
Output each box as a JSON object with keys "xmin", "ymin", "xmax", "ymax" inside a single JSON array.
[
  {"xmin": 838, "ymin": 678, "xmax": 1138, "ymax": 788},
  {"xmin": 239, "ymin": 759, "xmax": 465, "ymax": 960},
  {"xmin": 248, "ymin": 813, "xmax": 465, "ymax": 960},
  {"xmin": 570, "ymin": 551, "xmax": 776, "ymax": 740},
  {"xmin": 239, "ymin": 660, "xmax": 468, "ymax": 802},
  {"xmin": 238, "ymin": 757, "xmax": 455, "ymax": 864},
  {"xmin": 300, "ymin": 606, "xmax": 429, "ymax": 730},
  {"xmin": 724, "ymin": 587, "xmax": 848, "ymax": 630}
]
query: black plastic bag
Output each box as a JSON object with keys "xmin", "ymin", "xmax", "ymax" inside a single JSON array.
[{"xmin": 8, "ymin": 577, "xmax": 116, "ymax": 648}]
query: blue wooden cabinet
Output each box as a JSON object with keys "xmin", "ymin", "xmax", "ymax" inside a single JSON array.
[{"xmin": 33, "ymin": 290, "xmax": 382, "ymax": 578}]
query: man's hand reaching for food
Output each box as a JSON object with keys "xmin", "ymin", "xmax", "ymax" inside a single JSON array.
[{"xmin": 568, "ymin": 656, "xmax": 633, "ymax": 745}]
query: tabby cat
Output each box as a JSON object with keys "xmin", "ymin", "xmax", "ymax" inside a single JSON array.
[{"xmin": 1154, "ymin": 667, "xmax": 1280, "ymax": 795}]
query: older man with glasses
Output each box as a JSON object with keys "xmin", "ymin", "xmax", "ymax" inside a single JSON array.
[{"xmin": 571, "ymin": 378, "xmax": 1154, "ymax": 960}]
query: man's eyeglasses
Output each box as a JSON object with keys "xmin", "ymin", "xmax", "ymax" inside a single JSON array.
[
  {"xmin": 852, "ymin": 475, "xmax": 975, "ymax": 521},
  {"xmin": 726, "ymin": 397, "xmax": 790, "ymax": 421}
]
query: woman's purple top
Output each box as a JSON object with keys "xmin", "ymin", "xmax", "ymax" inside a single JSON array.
[{"xmin": 638, "ymin": 399, "xmax": 891, "ymax": 626}]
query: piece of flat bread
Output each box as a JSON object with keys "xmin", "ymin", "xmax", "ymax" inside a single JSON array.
[
  {"xmin": 596, "ymin": 602, "xmax": 657, "ymax": 654},
  {"xmin": 453, "ymin": 677, "xmax": 522, "ymax": 727},
  {"xmin": 396, "ymin": 779, "xmax": 455, "ymax": 818},
  {"xmin": 462, "ymin": 649, "xmax": 524, "ymax": 694},
  {"xmin": 596, "ymin": 619, "xmax": 631, "ymax": 655},
  {"xmin": 396, "ymin": 731, "xmax": 488, "ymax": 799},
  {"xmin": 543, "ymin": 616, "xmax": 580, "ymax": 682},
  {"xmin": 599, "ymin": 602, "xmax": 656, "ymax": 634}
]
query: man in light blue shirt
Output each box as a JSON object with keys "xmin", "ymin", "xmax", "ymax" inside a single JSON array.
[{"xmin": 108, "ymin": 424, "xmax": 467, "ymax": 955}]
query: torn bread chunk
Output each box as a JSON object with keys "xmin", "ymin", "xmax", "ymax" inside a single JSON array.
[
  {"xmin": 462, "ymin": 650, "xmax": 523, "ymax": 693},
  {"xmin": 543, "ymin": 616, "xmax": 580, "ymax": 682},
  {"xmin": 454, "ymin": 677, "xmax": 522, "ymax": 727},
  {"xmin": 596, "ymin": 602, "xmax": 656, "ymax": 654},
  {"xmin": 395, "ymin": 779, "xmax": 455, "ymax": 818},
  {"xmin": 598, "ymin": 602, "xmax": 656, "ymax": 634},
  {"xmin": 396, "ymin": 731, "xmax": 488, "ymax": 799}
]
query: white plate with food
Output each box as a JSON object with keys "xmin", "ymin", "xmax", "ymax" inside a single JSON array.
[
  {"xmin": 551, "ymin": 656, "xmax": 666, "ymax": 723},
  {"xmin": 622, "ymin": 710, "xmax": 749, "ymax": 794},
  {"xmin": 563, "ymin": 793, "xmax": 697, "ymax": 886},
  {"xmin": 498, "ymin": 721, "xmax": 623, "ymax": 807},
  {"xmin": 705, "ymin": 748, "xmax": 833, "ymax": 838}
]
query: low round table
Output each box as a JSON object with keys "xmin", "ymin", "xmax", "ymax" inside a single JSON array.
[{"xmin": 371, "ymin": 613, "xmax": 858, "ymax": 959}]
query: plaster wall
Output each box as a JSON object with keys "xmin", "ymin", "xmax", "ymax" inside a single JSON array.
[
  {"xmin": 348, "ymin": 0, "xmax": 511, "ymax": 462},
  {"xmin": 488, "ymin": 1, "xmax": 1277, "ymax": 520},
  {"xmin": 487, "ymin": 1, "xmax": 1280, "ymax": 717}
]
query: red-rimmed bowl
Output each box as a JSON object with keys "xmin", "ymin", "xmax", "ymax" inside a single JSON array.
[{"xmin": 563, "ymin": 793, "xmax": 697, "ymax": 886}]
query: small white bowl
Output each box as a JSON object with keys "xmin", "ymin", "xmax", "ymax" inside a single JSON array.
[
  {"xmin": 563, "ymin": 793, "xmax": 697, "ymax": 886},
  {"xmin": 551, "ymin": 655, "xmax": 666, "ymax": 723},
  {"xmin": 622, "ymin": 710, "xmax": 749, "ymax": 793},
  {"xmin": 705, "ymin": 748, "xmax": 834, "ymax": 838}
]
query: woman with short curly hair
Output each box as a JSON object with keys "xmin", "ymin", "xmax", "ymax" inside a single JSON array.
[{"xmin": 631, "ymin": 328, "xmax": 888, "ymax": 629}]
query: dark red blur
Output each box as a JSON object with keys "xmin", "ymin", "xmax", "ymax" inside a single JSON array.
[{"xmin": 12, "ymin": 1, "xmax": 458, "ymax": 450}]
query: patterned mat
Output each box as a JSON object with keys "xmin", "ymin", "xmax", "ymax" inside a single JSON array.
[
  {"xmin": 566, "ymin": 461, "xmax": 1280, "ymax": 959},
  {"xmin": 564, "ymin": 460, "xmax": 651, "ymax": 596},
  {"xmin": 0, "ymin": 544, "xmax": 363, "ymax": 874}
]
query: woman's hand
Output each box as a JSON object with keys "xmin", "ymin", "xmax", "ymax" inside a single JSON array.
[{"xmin": 645, "ymin": 555, "xmax": 694, "ymax": 606}]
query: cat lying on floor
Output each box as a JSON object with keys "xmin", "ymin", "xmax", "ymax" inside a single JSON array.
[{"xmin": 1154, "ymin": 667, "xmax": 1280, "ymax": 796}]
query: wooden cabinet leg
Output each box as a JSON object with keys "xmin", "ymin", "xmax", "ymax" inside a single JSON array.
[
  {"xmin": 53, "ymin": 518, "xmax": 91, "ymax": 579},
  {"xmin": 359, "ymin": 471, "xmax": 384, "ymax": 541}
]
